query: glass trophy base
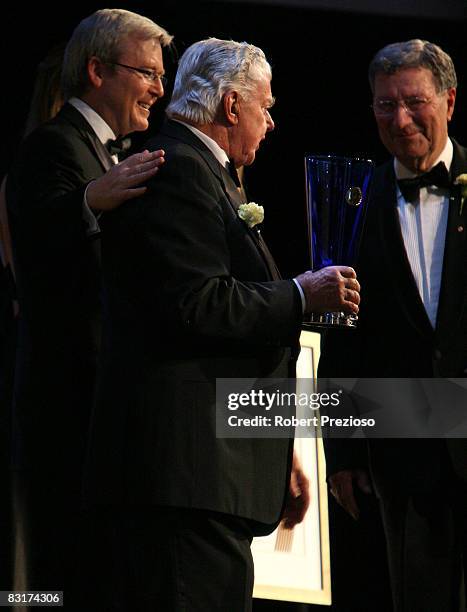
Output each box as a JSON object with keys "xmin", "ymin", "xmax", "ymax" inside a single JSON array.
[{"xmin": 302, "ymin": 312, "xmax": 358, "ymax": 329}]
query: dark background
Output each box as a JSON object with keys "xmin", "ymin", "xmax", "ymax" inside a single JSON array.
[
  {"xmin": 2, "ymin": 2, "xmax": 466, "ymax": 609},
  {"xmin": 3, "ymin": 0, "xmax": 466, "ymax": 277}
]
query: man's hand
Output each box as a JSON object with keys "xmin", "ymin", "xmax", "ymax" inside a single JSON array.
[
  {"xmin": 282, "ymin": 451, "xmax": 311, "ymax": 529},
  {"xmin": 328, "ymin": 469, "xmax": 372, "ymax": 520},
  {"xmin": 295, "ymin": 266, "xmax": 360, "ymax": 315},
  {"xmin": 86, "ymin": 149, "xmax": 165, "ymax": 211}
]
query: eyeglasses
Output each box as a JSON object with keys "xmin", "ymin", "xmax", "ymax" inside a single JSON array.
[
  {"xmin": 372, "ymin": 96, "xmax": 433, "ymax": 117},
  {"xmin": 110, "ymin": 62, "xmax": 167, "ymax": 86}
]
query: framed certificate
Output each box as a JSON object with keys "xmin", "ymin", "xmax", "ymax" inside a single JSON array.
[{"xmin": 252, "ymin": 331, "xmax": 331, "ymax": 605}]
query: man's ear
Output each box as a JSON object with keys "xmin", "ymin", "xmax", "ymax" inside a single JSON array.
[
  {"xmin": 446, "ymin": 87, "xmax": 456, "ymax": 122},
  {"xmin": 87, "ymin": 56, "xmax": 105, "ymax": 89},
  {"xmin": 223, "ymin": 90, "xmax": 240, "ymax": 125}
]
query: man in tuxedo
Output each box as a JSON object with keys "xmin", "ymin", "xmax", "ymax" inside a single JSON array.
[
  {"xmin": 84, "ymin": 38, "xmax": 361, "ymax": 611},
  {"xmin": 6, "ymin": 8, "xmax": 172, "ymax": 595},
  {"xmin": 319, "ymin": 40, "xmax": 467, "ymax": 611}
]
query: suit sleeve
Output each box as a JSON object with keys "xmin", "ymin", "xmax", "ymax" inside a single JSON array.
[
  {"xmin": 7, "ymin": 125, "xmax": 97, "ymax": 251},
  {"xmin": 104, "ymin": 148, "xmax": 302, "ymax": 348}
]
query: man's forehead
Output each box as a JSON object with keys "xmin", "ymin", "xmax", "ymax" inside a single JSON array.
[
  {"xmin": 254, "ymin": 78, "xmax": 273, "ymax": 102},
  {"xmin": 374, "ymin": 67, "xmax": 437, "ymax": 92},
  {"xmin": 119, "ymin": 36, "xmax": 162, "ymax": 60}
]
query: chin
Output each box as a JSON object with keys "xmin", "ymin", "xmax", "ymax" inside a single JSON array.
[
  {"xmin": 135, "ymin": 123, "xmax": 149, "ymax": 133},
  {"xmin": 400, "ymin": 146, "xmax": 427, "ymax": 161},
  {"xmin": 131, "ymin": 117, "xmax": 150, "ymax": 132},
  {"xmin": 244, "ymin": 153, "xmax": 256, "ymax": 166}
]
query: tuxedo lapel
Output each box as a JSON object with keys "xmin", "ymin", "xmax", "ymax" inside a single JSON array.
[
  {"xmin": 435, "ymin": 140, "xmax": 467, "ymax": 343},
  {"xmin": 374, "ymin": 163, "xmax": 434, "ymax": 337},
  {"xmin": 219, "ymin": 163, "xmax": 245, "ymax": 211},
  {"xmin": 254, "ymin": 230, "xmax": 282, "ymax": 280},
  {"xmin": 58, "ymin": 104, "xmax": 114, "ymax": 172},
  {"xmin": 218, "ymin": 160, "xmax": 281, "ymax": 279},
  {"xmin": 85, "ymin": 132, "xmax": 114, "ymax": 172},
  {"xmin": 159, "ymin": 120, "xmax": 281, "ymax": 281},
  {"xmin": 218, "ymin": 164, "xmax": 281, "ymax": 279}
]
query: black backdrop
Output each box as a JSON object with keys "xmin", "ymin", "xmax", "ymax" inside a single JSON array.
[{"xmin": 3, "ymin": 0, "xmax": 467, "ymax": 276}]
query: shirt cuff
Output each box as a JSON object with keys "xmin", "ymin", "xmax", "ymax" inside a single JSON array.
[
  {"xmin": 293, "ymin": 278, "xmax": 306, "ymax": 313},
  {"xmin": 83, "ymin": 183, "xmax": 101, "ymax": 237}
]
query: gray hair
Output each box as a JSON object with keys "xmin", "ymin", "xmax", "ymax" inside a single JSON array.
[
  {"xmin": 166, "ymin": 37, "xmax": 271, "ymax": 124},
  {"xmin": 62, "ymin": 8, "xmax": 173, "ymax": 99},
  {"xmin": 369, "ymin": 39, "xmax": 457, "ymax": 93}
]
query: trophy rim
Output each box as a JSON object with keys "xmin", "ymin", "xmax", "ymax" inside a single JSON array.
[{"xmin": 304, "ymin": 153, "xmax": 374, "ymax": 166}]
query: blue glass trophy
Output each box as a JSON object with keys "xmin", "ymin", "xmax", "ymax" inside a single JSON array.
[{"xmin": 303, "ymin": 155, "xmax": 374, "ymax": 328}]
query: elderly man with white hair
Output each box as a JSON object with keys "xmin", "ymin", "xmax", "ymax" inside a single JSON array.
[{"xmin": 85, "ymin": 37, "xmax": 360, "ymax": 611}]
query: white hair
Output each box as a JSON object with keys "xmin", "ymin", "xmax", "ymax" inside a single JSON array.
[
  {"xmin": 62, "ymin": 8, "xmax": 173, "ymax": 99},
  {"xmin": 166, "ymin": 37, "xmax": 271, "ymax": 124}
]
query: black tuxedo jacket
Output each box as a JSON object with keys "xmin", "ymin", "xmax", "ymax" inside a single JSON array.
[
  {"xmin": 319, "ymin": 140, "xmax": 467, "ymax": 494},
  {"xmin": 85, "ymin": 120, "xmax": 302, "ymax": 533},
  {"xmin": 7, "ymin": 103, "xmax": 113, "ymax": 477}
]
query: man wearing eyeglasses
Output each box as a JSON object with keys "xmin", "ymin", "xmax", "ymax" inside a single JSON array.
[
  {"xmin": 319, "ymin": 40, "xmax": 467, "ymax": 611},
  {"xmin": 6, "ymin": 8, "xmax": 172, "ymax": 598}
]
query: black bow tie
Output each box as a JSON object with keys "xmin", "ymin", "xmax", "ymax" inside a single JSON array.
[
  {"xmin": 226, "ymin": 161, "xmax": 241, "ymax": 188},
  {"xmin": 105, "ymin": 136, "xmax": 132, "ymax": 158},
  {"xmin": 397, "ymin": 161, "xmax": 451, "ymax": 204}
]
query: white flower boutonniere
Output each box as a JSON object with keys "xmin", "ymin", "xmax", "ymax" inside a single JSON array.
[
  {"xmin": 238, "ymin": 202, "xmax": 264, "ymax": 229},
  {"xmin": 454, "ymin": 174, "xmax": 467, "ymax": 216}
]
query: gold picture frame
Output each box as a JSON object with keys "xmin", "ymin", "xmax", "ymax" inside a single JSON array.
[{"xmin": 252, "ymin": 330, "xmax": 331, "ymax": 605}]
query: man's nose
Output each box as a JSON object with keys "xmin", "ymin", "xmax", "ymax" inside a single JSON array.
[
  {"xmin": 392, "ymin": 103, "xmax": 413, "ymax": 129},
  {"xmin": 149, "ymin": 78, "xmax": 164, "ymax": 98},
  {"xmin": 266, "ymin": 110, "xmax": 275, "ymax": 132}
]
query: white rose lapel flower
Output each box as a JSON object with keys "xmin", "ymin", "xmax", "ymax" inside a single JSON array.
[
  {"xmin": 454, "ymin": 174, "xmax": 467, "ymax": 216},
  {"xmin": 238, "ymin": 202, "xmax": 264, "ymax": 229}
]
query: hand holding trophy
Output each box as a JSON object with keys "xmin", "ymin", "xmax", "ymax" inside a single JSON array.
[
  {"xmin": 301, "ymin": 155, "xmax": 374, "ymax": 328},
  {"xmin": 296, "ymin": 265, "xmax": 361, "ymax": 318}
]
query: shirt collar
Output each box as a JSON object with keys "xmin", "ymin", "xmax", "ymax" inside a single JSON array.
[
  {"xmin": 172, "ymin": 119, "xmax": 230, "ymax": 168},
  {"xmin": 68, "ymin": 97, "xmax": 117, "ymax": 145},
  {"xmin": 394, "ymin": 138, "xmax": 453, "ymax": 180}
]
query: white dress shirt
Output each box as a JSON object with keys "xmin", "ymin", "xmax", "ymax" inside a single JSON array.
[{"xmin": 395, "ymin": 138, "xmax": 453, "ymax": 328}]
